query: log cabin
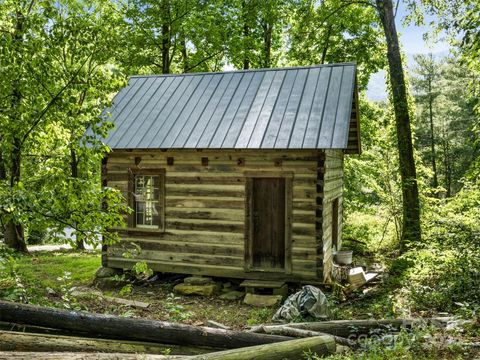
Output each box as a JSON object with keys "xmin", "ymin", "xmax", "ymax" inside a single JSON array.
[{"xmin": 98, "ymin": 63, "xmax": 360, "ymax": 283}]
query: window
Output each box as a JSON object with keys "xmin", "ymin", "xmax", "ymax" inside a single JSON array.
[
  {"xmin": 128, "ymin": 169, "xmax": 165, "ymax": 230},
  {"xmin": 134, "ymin": 175, "xmax": 160, "ymax": 228}
]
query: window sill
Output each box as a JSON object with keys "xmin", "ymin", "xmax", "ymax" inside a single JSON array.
[{"xmin": 110, "ymin": 227, "xmax": 165, "ymax": 235}]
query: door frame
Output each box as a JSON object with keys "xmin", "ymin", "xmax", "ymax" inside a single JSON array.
[{"xmin": 244, "ymin": 171, "xmax": 293, "ymax": 274}]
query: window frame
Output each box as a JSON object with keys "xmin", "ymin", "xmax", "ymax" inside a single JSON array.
[{"xmin": 127, "ymin": 168, "xmax": 165, "ymax": 232}]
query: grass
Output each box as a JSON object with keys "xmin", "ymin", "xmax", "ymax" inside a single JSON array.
[
  {"xmin": 17, "ymin": 250, "xmax": 99, "ymax": 290},
  {"xmin": 13, "ymin": 250, "xmax": 100, "ymax": 305},
  {"xmin": 4, "ymin": 249, "xmax": 278, "ymax": 328}
]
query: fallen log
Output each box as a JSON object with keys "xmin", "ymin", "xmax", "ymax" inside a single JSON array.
[
  {"xmin": 190, "ymin": 334, "xmax": 336, "ymax": 360},
  {"xmin": 258, "ymin": 325, "xmax": 357, "ymax": 348},
  {"xmin": 250, "ymin": 318, "xmax": 452, "ymax": 338},
  {"xmin": 0, "ymin": 321, "xmax": 74, "ymax": 337},
  {"xmin": 0, "ymin": 301, "xmax": 291, "ymax": 349},
  {"xmin": 0, "ymin": 352, "xmax": 188, "ymax": 360},
  {"xmin": 0, "ymin": 330, "xmax": 208, "ymax": 355}
]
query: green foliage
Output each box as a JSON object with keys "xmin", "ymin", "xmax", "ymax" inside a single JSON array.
[
  {"xmin": 119, "ymin": 283, "xmax": 133, "ymax": 296},
  {"xmin": 132, "ymin": 261, "xmax": 154, "ymax": 280},
  {"xmin": 246, "ymin": 307, "xmax": 275, "ymax": 325},
  {"xmin": 164, "ymin": 293, "xmax": 193, "ymax": 322},
  {"xmin": 287, "ymin": 0, "xmax": 386, "ymax": 88},
  {"xmin": 343, "ymin": 97, "xmax": 403, "ymax": 251},
  {"xmin": 123, "ymin": 0, "xmax": 227, "ymax": 73},
  {"xmin": 400, "ymin": 182, "xmax": 480, "ymax": 314},
  {"xmin": 0, "ymin": 244, "xmax": 26, "ymax": 301},
  {"xmin": 0, "ymin": 0, "xmax": 128, "ymax": 250},
  {"xmin": 411, "ymin": 54, "xmax": 479, "ymax": 196},
  {"xmin": 307, "ymin": 326, "xmax": 468, "ymax": 360},
  {"xmin": 57, "ymin": 271, "xmax": 81, "ymax": 310}
]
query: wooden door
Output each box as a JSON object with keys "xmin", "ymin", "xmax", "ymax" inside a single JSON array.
[{"xmin": 251, "ymin": 178, "xmax": 286, "ymax": 269}]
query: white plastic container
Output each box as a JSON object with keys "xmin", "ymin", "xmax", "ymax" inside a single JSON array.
[{"xmin": 335, "ymin": 250, "xmax": 353, "ymax": 265}]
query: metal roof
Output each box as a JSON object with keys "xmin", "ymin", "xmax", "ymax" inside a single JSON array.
[{"xmin": 100, "ymin": 63, "xmax": 359, "ymax": 151}]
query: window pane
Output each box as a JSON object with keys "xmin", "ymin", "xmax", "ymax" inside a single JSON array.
[
  {"xmin": 136, "ymin": 211, "xmax": 144, "ymax": 226},
  {"xmin": 134, "ymin": 175, "xmax": 161, "ymax": 228}
]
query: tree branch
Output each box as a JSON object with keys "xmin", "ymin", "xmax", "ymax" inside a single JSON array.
[
  {"xmin": 185, "ymin": 49, "xmax": 225, "ymax": 72},
  {"xmin": 20, "ymin": 53, "xmax": 92, "ymax": 146}
]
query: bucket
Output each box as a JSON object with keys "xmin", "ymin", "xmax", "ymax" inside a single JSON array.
[{"xmin": 335, "ymin": 250, "xmax": 353, "ymax": 265}]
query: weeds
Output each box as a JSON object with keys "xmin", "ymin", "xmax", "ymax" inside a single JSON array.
[
  {"xmin": 246, "ymin": 307, "xmax": 275, "ymax": 325},
  {"xmin": 57, "ymin": 271, "xmax": 81, "ymax": 310},
  {"xmin": 164, "ymin": 293, "xmax": 193, "ymax": 321}
]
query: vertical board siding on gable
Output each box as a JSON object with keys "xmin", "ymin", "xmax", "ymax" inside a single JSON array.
[{"xmin": 105, "ymin": 150, "xmax": 322, "ymax": 281}]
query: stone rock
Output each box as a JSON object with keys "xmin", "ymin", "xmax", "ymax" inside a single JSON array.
[
  {"xmin": 93, "ymin": 277, "xmax": 128, "ymax": 291},
  {"xmin": 46, "ymin": 287, "xmax": 57, "ymax": 296},
  {"xmin": 173, "ymin": 283, "xmax": 218, "ymax": 296},
  {"xmin": 183, "ymin": 276, "xmax": 214, "ymax": 285},
  {"xmin": 243, "ymin": 293, "xmax": 283, "ymax": 307},
  {"xmin": 95, "ymin": 267, "xmax": 123, "ymax": 278},
  {"xmin": 219, "ymin": 290, "xmax": 245, "ymax": 301},
  {"xmin": 70, "ymin": 286, "xmax": 103, "ymax": 298}
]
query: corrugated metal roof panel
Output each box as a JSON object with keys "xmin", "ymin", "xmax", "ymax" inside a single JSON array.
[{"xmin": 100, "ymin": 63, "xmax": 359, "ymax": 151}]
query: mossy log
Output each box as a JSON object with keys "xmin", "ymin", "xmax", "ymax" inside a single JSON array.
[
  {"xmin": 250, "ymin": 318, "xmax": 452, "ymax": 339},
  {"xmin": 0, "ymin": 330, "xmax": 207, "ymax": 355},
  {"xmin": 0, "ymin": 301, "xmax": 291, "ymax": 349},
  {"xmin": 190, "ymin": 335, "xmax": 336, "ymax": 360},
  {"xmin": 257, "ymin": 325, "xmax": 357, "ymax": 348}
]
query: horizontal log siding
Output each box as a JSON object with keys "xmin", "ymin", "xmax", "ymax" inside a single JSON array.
[
  {"xmin": 317, "ymin": 150, "xmax": 344, "ymax": 283},
  {"xmin": 105, "ymin": 149, "xmax": 322, "ymax": 282}
]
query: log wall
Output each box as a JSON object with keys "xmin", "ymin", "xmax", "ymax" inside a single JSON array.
[
  {"xmin": 104, "ymin": 149, "xmax": 343, "ymax": 282},
  {"xmin": 316, "ymin": 150, "xmax": 344, "ymax": 283}
]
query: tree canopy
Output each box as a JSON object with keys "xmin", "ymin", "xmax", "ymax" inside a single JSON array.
[{"xmin": 0, "ymin": 0, "xmax": 478, "ymax": 256}]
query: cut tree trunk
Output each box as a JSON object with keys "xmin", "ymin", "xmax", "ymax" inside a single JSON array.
[
  {"xmin": 0, "ymin": 330, "xmax": 207, "ymax": 355},
  {"xmin": 376, "ymin": 0, "xmax": 421, "ymax": 246},
  {"xmin": 250, "ymin": 318, "xmax": 451, "ymax": 339},
  {"xmin": 0, "ymin": 352, "xmax": 187, "ymax": 360},
  {"xmin": 190, "ymin": 335, "xmax": 336, "ymax": 360},
  {"xmin": 257, "ymin": 326, "xmax": 356, "ymax": 348},
  {"xmin": 0, "ymin": 301, "xmax": 292, "ymax": 349}
]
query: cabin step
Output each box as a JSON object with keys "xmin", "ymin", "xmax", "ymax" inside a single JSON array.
[{"xmin": 240, "ymin": 280, "xmax": 288, "ymax": 298}]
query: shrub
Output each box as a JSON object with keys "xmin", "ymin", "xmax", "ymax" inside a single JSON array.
[{"xmin": 401, "ymin": 182, "xmax": 480, "ymax": 315}]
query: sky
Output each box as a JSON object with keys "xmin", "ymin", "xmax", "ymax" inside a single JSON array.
[{"xmin": 366, "ymin": 1, "xmax": 451, "ymax": 101}]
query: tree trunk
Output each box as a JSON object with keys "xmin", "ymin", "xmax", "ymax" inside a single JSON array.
[
  {"xmin": 0, "ymin": 330, "xmax": 208, "ymax": 355},
  {"xmin": 320, "ymin": 25, "xmax": 332, "ymax": 64},
  {"xmin": 0, "ymin": 352, "xmax": 185, "ymax": 360},
  {"xmin": 262, "ymin": 21, "xmax": 272, "ymax": 68},
  {"xmin": 250, "ymin": 317, "xmax": 451, "ymax": 339},
  {"xmin": 161, "ymin": 0, "xmax": 171, "ymax": 74},
  {"xmin": 180, "ymin": 30, "xmax": 189, "ymax": 73},
  {"xmin": 0, "ymin": 301, "xmax": 292, "ymax": 350},
  {"xmin": 443, "ymin": 138, "xmax": 452, "ymax": 197},
  {"xmin": 0, "ymin": 142, "xmax": 6, "ymax": 181},
  {"xmin": 242, "ymin": 0, "xmax": 250, "ymax": 70},
  {"xmin": 0, "ymin": 137, "xmax": 5, "ymax": 236},
  {"xmin": 190, "ymin": 335, "xmax": 336, "ymax": 360},
  {"xmin": 428, "ymin": 79, "xmax": 439, "ymax": 190},
  {"xmin": 4, "ymin": 137, "xmax": 27, "ymax": 253},
  {"xmin": 256, "ymin": 326, "xmax": 356, "ymax": 348},
  {"xmin": 4, "ymin": 10, "xmax": 27, "ymax": 253},
  {"xmin": 376, "ymin": 0, "xmax": 421, "ymax": 247},
  {"xmin": 70, "ymin": 147, "xmax": 85, "ymax": 250}
]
